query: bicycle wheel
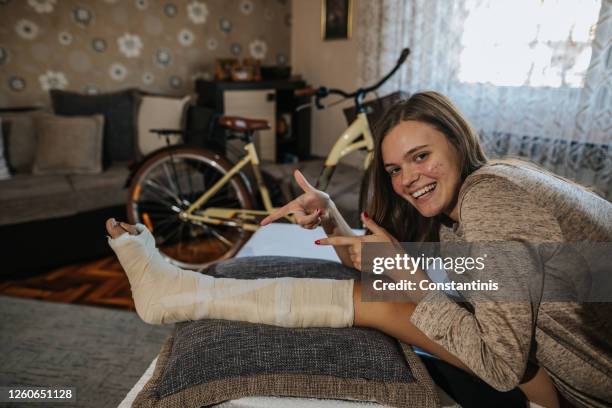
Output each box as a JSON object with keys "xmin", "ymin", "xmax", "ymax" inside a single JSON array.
[{"xmin": 126, "ymin": 146, "xmax": 254, "ymax": 270}]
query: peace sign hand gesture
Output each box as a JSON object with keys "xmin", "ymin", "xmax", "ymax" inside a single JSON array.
[
  {"xmin": 260, "ymin": 170, "xmax": 332, "ymax": 229},
  {"xmin": 316, "ymin": 213, "xmax": 398, "ymax": 272}
]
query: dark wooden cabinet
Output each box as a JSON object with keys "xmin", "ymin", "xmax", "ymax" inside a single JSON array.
[{"xmin": 194, "ymin": 80, "xmax": 311, "ymax": 163}]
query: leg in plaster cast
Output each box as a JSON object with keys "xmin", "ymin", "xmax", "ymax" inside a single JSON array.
[
  {"xmin": 106, "ymin": 220, "xmax": 558, "ymax": 407},
  {"xmin": 105, "ymin": 219, "xmax": 354, "ymax": 327}
]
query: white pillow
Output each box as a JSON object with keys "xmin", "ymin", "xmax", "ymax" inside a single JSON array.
[{"xmin": 136, "ymin": 95, "xmax": 191, "ymax": 156}]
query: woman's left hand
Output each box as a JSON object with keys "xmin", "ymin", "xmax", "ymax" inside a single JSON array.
[{"xmin": 316, "ymin": 212, "xmax": 398, "ymax": 271}]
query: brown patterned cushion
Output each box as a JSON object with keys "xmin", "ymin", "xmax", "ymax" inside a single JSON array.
[
  {"xmin": 134, "ymin": 256, "xmax": 439, "ymax": 408},
  {"xmin": 136, "ymin": 320, "xmax": 438, "ymax": 408}
]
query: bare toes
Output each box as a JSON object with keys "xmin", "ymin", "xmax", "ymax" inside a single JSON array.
[
  {"xmin": 106, "ymin": 219, "xmax": 139, "ymax": 238},
  {"xmin": 106, "ymin": 218, "xmax": 126, "ymax": 239},
  {"xmin": 119, "ymin": 222, "xmax": 139, "ymax": 235}
]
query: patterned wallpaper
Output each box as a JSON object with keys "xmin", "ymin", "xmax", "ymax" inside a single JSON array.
[{"xmin": 0, "ymin": 0, "xmax": 291, "ymax": 108}]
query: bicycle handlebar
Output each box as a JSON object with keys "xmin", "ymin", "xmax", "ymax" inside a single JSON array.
[
  {"xmin": 363, "ymin": 48, "xmax": 410, "ymax": 94},
  {"xmin": 295, "ymin": 48, "xmax": 410, "ymax": 111},
  {"xmin": 294, "ymin": 87, "xmax": 317, "ymax": 97},
  {"xmin": 398, "ymin": 48, "xmax": 411, "ymax": 64}
]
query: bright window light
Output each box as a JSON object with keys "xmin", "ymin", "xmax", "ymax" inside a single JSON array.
[{"xmin": 458, "ymin": 0, "xmax": 601, "ymax": 87}]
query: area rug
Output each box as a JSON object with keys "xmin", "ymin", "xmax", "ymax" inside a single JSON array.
[{"xmin": 0, "ymin": 295, "xmax": 173, "ymax": 408}]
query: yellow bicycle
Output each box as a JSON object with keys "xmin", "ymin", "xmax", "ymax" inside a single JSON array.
[{"xmin": 126, "ymin": 49, "xmax": 410, "ymax": 269}]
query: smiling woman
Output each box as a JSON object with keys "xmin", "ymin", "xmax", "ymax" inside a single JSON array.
[{"xmin": 362, "ymin": 91, "xmax": 612, "ymax": 407}]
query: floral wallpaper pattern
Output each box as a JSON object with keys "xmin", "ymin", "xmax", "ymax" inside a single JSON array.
[{"xmin": 0, "ymin": 0, "xmax": 291, "ymax": 108}]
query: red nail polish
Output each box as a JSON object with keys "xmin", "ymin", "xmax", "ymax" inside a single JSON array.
[
  {"xmin": 363, "ymin": 211, "xmax": 369, "ymax": 219},
  {"xmin": 315, "ymin": 240, "xmax": 321, "ymax": 245}
]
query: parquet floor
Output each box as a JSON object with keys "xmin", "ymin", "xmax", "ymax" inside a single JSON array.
[{"xmin": 0, "ymin": 255, "xmax": 136, "ymax": 310}]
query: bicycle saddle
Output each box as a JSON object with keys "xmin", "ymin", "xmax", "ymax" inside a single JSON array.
[{"xmin": 218, "ymin": 116, "xmax": 270, "ymax": 132}]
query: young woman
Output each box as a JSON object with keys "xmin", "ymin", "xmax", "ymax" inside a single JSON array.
[{"xmin": 106, "ymin": 92, "xmax": 611, "ymax": 408}]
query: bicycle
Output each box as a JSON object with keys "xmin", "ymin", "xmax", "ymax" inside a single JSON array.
[{"xmin": 126, "ymin": 48, "xmax": 410, "ymax": 270}]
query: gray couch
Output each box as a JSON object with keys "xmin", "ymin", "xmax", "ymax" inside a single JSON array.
[
  {"xmin": 0, "ymin": 109, "xmax": 131, "ymax": 276},
  {"xmin": 1, "ymin": 88, "xmax": 147, "ymax": 276}
]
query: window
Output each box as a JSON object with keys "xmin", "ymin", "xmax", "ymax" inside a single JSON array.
[{"xmin": 458, "ymin": 0, "xmax": 601, "ymax": 87}]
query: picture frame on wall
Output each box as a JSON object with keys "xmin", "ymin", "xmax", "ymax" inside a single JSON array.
[{"xmin": 321, "ymin": 0, "xmax": 352, "ymax": 41}]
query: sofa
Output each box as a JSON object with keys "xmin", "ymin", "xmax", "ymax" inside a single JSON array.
[
  {"xmin": 0, "ymin": 89, "xmax": 196, "ymax": 277},
  {"xmin": 0, "ymin": 100, "xmax": 130, "ymax": 276}
]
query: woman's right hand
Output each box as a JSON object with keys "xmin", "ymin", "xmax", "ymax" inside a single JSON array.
[{"xmin": 260, "ymin": 170, "xmax": 332, "ymax": 229}]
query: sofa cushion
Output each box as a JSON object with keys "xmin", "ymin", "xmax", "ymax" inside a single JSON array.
[
  {"xmin": 33, "ymin": 114, "xmax": 105, "ymax": 176},
  {"xmin": 68, "ymin": 162, "xmax": 130, "ymax": 212},
  {"xmin": 0, "ymin": 111, "xmax": 41, "ymax": 173},
  {"xmin": 51, "ymin": 89, "xmax": 139, "ymax": 163},
  {"xmin": 138, "ymin": 320, "xmax": 438, "ymax": 408},
  {"xmin": 134, "ymin": 257, "xmax": 438, "ymax": 408},
  {"xmin": 136, "ymin": 95, "xmax": 191, "ymax": 157},
  {"xmin": 0, "ymin": 174, "xmax": 76, "ymax": 226}
]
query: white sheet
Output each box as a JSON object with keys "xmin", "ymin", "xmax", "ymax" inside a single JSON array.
[
  {"xmin": 235, "ymin": 223, "xmax": 360, "ymax": 261},
  {"xmin": 117, "ymin": 224, "xmax": 459, "ymax": 407}
]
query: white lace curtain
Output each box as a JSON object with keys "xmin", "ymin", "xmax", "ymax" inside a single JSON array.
[{"xmin": 357, "ymin": 0, "xmax": 611, "ymax": 199}]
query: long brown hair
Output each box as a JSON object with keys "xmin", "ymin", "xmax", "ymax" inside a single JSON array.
[{"xmin": 366, "ymin": 91, "xmax": 488, "ymax": 242}]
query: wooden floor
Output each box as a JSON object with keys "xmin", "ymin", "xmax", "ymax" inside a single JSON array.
[{"xmin": 0, "ymin": 255, "xmax": 136, "ymax": 310}]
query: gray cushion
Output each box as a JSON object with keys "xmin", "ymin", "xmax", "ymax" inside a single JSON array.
[
  {"xmin": 68, "ymin": 162, "xmax": 130, "ymax": 212},
  {"xmin": 205, "ymin": 255, "xmax": 361, "ymax": 280},
  {"xmin": 134, "ymin": 257, "xmax": 439, "ymax": 408},
  {"xmin": 0, "ymin": 174, "xmax": 76, "ymax": 225},
  {"xmin": 32, "ymin": 114, "xmax": 104, "ymax": 176}
]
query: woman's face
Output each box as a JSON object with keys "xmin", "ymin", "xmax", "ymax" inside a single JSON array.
[{"xmin": 381, "ymin": 120, "xmax": 462, "ymax": 220}]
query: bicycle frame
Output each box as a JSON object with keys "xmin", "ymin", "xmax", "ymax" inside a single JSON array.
[
  {"xmin": 316, "ymin": 111, "xmax": 373, "ymax": 191},
  {"xmin": 179, "ymin": 110, "xmax": 373, "ymax": 232},
  {"xmin": 181, "ymin": 142, "xmax": 279, "ymax": 232}
]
